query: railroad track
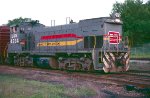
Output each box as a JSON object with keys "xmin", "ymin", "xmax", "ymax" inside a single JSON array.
[{"xmin": 0, "ymin": 65, "xmax": 150, "ymax": 89}]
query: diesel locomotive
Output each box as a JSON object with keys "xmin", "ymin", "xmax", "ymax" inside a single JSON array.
[{"xmin": 7, "ymin": 13, "xmax": 130, "ymax": 73}]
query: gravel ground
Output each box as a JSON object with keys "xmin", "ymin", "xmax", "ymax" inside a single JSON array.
[{"xmin": 0, "ymin": 62, "xmax": 149, "ymax": 98}]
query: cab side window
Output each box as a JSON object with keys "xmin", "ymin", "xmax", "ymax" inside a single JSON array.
[
  {"xmin": 84, "ymin": 36, "xmax": 103, "ymax": 48},
  {"xmin": 84, "ymin": 36, "xmax": 95, "ymax": 48}
]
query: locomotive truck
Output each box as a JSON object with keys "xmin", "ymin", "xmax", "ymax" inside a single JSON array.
[{"xmin": 7, "ymin": 13, "xmax": 130, "ymax": 73}]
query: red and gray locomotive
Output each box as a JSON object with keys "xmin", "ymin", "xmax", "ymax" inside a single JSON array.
[{"xmin": 7, "ymin": 13, "xmax": 130, "ymax": 73}]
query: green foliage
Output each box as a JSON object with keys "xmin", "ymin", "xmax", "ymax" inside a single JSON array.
[
  {"xmin": 7, "ymin": 17, "xmax": 39, "ymax": 27},
  {"xmin": 112, "ymin": 0, "xmax": 150, "ymax": 46},
  {"xmin": 7, "ymin": 17, "xmax": 30, "ymax": 26},
  {"xmin": 146, "ymin": 0, "xmax": 150, "ymax": 5},
  {"xmin": 131, "ymin": 43, "xmax": 150, "ymax": 58}
]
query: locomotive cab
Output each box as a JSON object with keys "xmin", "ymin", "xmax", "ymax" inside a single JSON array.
[{"xmin": 8, "ymin": 25, "xmax": 27, "ymax": 52}]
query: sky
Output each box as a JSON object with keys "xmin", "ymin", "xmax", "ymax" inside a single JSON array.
[{"xmin": 0, "ymin": 0, "xmax": 147, "ymax": 26}]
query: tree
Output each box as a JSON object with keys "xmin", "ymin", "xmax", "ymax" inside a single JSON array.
[
  {"xmin": 112, "ymin": 0, "xmax": 150, "ymax": 46},
  {"xmin": 7, "ymin": 17, "xmax": 39, "ymax": 27},
  {"xmin": 146, "ymin": 0, "xmax": 150, "ymax": 4}
]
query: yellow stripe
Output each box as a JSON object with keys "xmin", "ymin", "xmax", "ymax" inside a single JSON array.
[
  {"xmin": 37, "ymin": 39, "xmax": 83, "ymax": 47},
  {"xmin": 103, "ymin": 37, "xmax": 109, "ymax": 40},
  {"xmin": 103, "ymin": 37, "xmax": 122, "ymax": 41}
]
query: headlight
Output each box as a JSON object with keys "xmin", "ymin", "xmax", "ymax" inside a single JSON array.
[{"xmin": 115, "ymin": 19, "xmax": 121, "ymax": 23}]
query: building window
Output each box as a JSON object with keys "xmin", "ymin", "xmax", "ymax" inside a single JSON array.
[
  {"xmin": 16, "ymin": 39, "xmax": 19, "ymax": 43},
  {"xmin": 14, "ymin": 39, "xmax": 17, "ymax": 43},
  {"xmin": 10, "ymin": 39, "xmax": 13, "ymax": 43}
]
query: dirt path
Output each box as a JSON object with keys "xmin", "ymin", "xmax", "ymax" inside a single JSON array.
[{"xmin": 0, "ymin": 64, "xmax": 149, "ymax": 98}]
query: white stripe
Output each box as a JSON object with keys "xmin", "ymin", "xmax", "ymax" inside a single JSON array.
[
  {"xmin": 125, "ymin": 58, "xmax": 130, "ymax": 71},
  {"xmin": 109, "ymin": 53, "xmax": 115, "ymax": 61},
  {"xmin": 103, "ymin": 58, "xmax": 110, "ymax": 68},
  {"xmin": 126, "ymin": 58, "xmax": 130, "ymax": 65},
  {"xmin": 105, "ymin": 53, "xmax": 110, "ymax": 62},
  {"xmin": 106, "ymin": 53, "xmax": 115, "ymax": 68},
  {"xmin": 124, "ymin": 53, "xmax": 128, "ymax": 59},
  {"xmin": 103, "ymin": 67, "xmax": 109, "ymax": 73}
]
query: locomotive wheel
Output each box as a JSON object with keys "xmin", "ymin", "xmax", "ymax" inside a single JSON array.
[
  {"xmin": 102, "ymin": 52, "xmax": 130, "ymax": 73},
  {"xmin": 19, "ymin": 57, "xmax": 25, "ymax": 66},
  {"xmin": 14, "ymin": 55, "xmax": 20, "ymax": 66},
  {"xmin": 64, "ymin": 63, "xmax": 69, "ymax": 70},
  {"xmin": 74, "ymin": 63, "xmax": 82, "ymax": 70},
  {"xmin": 84, "ymin": 58, "xmax": 93, "ymax": 71},
  {"xmin": 14, "ymin": 58, "xmax": 19, "ymax": 66},
  {"xmin": 87, "ymin": 64, "xmax": 94, "ymax": 71},
  {"xmin": 49, "ymin": 57, "xmax": 59, "ymax": 69},
  {"xmin": 64, "ymin": 63, "xmax": 80, "ymax": 70}
]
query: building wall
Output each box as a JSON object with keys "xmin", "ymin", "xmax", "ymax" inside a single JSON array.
[{"xmin": 0, "ymin": 26, "xmax": 10, "ymax": 63}]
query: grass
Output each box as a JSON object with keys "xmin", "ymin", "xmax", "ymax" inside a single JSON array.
[
  {"xmin": 131, "ymin": 53, "xmax": 150, "ymax": 58},
  {"xmin": 0, "ymin": 74, "xmax": 96, "ymax": 98},
  {"xmin": 130, "ymin": 43, "xmax": 150, "ymax": 58}
]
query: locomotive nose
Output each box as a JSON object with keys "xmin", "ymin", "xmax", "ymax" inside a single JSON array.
[{"xmin": 115, "ymin": 57, "xmax": 125, "ymax": 67}]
